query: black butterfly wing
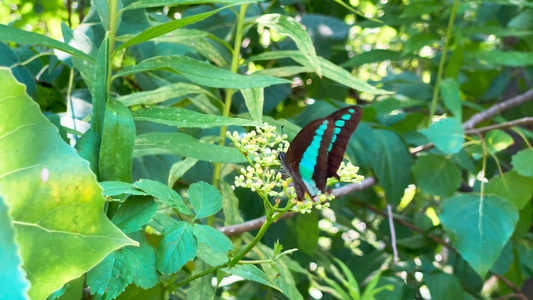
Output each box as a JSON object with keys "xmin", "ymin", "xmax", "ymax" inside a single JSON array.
[{"xmin": 324, "ymin": 106, "xmax": 362, "ymax": 179}]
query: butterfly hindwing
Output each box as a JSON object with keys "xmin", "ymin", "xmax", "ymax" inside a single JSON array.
[{"xmin": 282, "ymin": 106, "xmax": 362, "ymax": 201}]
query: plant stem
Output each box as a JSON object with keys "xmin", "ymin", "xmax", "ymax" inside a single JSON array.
[
  {"xmin": 427, "ymin": 0, "xmax": 458, "ymax": 126},
  {"xmin": 107, "ymin": 0, "xmax": 118, "ymax": 90},
  {"xmin": 213, "ymin": 3, "xmax": 250, "ymax": 188}
]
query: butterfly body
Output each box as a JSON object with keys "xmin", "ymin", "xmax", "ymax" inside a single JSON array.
[{"xmin": 279, "ymin": 106, "xmax": 362, "ymax": 201}]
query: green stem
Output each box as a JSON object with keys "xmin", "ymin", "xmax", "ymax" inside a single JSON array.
[
  {"xmin": 213, "ymin": 3, "xmax": 250, "ymax": 188},
  {"xmin": 169, "ymin": 210, "xmax": 274, "ymax": 290},
  {"xmin": 108, "ymin": 0, "xmax": 118, "ymax": 90},
  {"xmin": 427, "ymin": 0, "xmax": 459, "ymax": 127}
]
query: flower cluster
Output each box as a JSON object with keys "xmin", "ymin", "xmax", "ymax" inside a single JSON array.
[{"xmin": 227, "ymin": 123, "xmax": 364, "ymax": 214}]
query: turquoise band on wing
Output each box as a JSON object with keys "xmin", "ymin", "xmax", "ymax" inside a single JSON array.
[
  {"xmin": 328, "ymin": 111, "xmax": 354, "ymax": 151},
  {"xmin": 298, "ymin": 120, "xmax": 329, "ymax": 195}
]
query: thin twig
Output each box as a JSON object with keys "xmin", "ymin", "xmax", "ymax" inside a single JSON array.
[
  {"xmin": 463, "ymin": 89, "xmax": 533, "ymax": 130},
  {"xmin": 493, "ymin": 293, "xmax": 528, "ymax": 300},
  {"xmin": 464, "ymin": 117, "xmax": 533, "ymax": 135},
  {"xmin": 387, "ymin": 204, "xmax": 398, "ymax": 264}
]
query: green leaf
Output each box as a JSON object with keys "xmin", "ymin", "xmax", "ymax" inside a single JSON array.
[
  {"xmin": 116, "ymin": 5, "xmax": 233, "ymax": 51},
  {"xmin": 91, "ymin": 36, "xmax": 109, "ymax": 135},
  {"xmin": 99, "ymin": 181, "xmax": 147, "ymax": 197},
  {"xmin": 116, "ymin": 82, "xmax": 217, "ymax": 107},
  {"xmin": 0, "ymin": 25, "xmax": 95, "ymax": 63},
  {"xmin": 513, "ymin": 202, "xmax": 533, "ymax": 240},
  {"xmin": 122, "ymin": 232, "xmax": 159, "ymax": 289},
  {"xmin": 116, "ymin": 283, "xmax": 165, "ymax": 300},
  {"xmin": 132, "ymin": 107, "xmax": 259, "ymax": 129},
  {"xmin": 0, "ymin": 197, "xmax": 30, "ymax": 300},
  {"xmin": 241, "ymin": 88, "xmax": 264, "ymax": 123},
  {"xmin": 485, "ymin": 130, "xmax": 514, "ymax": 154},
  {"xmin": 511, "ymin": 148, "xmax": 533, "ymax": 177},
  {"xmin": 221, "ymin": 264, "xmax": 281, "ymax": 291},
  {"xmin": 134, "ymin": 179, "xmax": 192, "ymax": 215},
  {"xmin": 424, "ymin": 272, "xmax": 464, "ymax": 300},
  {"xmin": 189, "ymin": 181, "xmax": 222, "ymax": 220},
  {"xmin": 196, "ymin": 240, "xmax": 230, "ymax": 266},
  {"xmin": 156, "ymin": 222, "xmax": 197, "ymax": 274},
  {"xmin": 249, "ymin": 50, "xmax": 390, "ymax": 94},
  {"xmin": 296, "ymin": 212, "xmax": 319, "ymax": 256},
  {"xmin": 402, "ymin": 33, "xmax": 439, "ymax": 54},
  {"xmin": 440, "ymin": 194, "xmax": 519, "ymax": 277},
  {"xmin": 187, "ymin": 261, "xmax": 215, "ymax": 300},
  {"xmin": 134, "ymin": 132, "xmax": 246, "ymax": 163},
  {"xmin": 193, "ymin": 224, "xmax": 234, "ymax": 253},
  {"xmin": 221, "ymin": 181, "xmax": 244, "ymax": 226},
  {"xmin": 87, "ymin": 251, "xmax": 134, "ymax": 299},
  {"xmin": 421, "ymin": 118, "xmax": 464, "ymax": 154},
  {"xmin": 75, "ymin": 129, "xmax": 101, "ymax": 174},
  {"xmin": 122, "ymin": 0, "xmax": 262, "ymax": 12},
  {"xmin": 412, "ymin": 154, "xmax": 461, "ymax": 197},
  {"xmin": 115, "ymin": 56, "xmax": 290, "ymax": 89},
  {"xmin": 99, "ymin": 98, "xmax": 135, "ymax": 182},
  {"xmin": 486, "ymin": 171, "xmax": 533, "ymax": 209},
  {"xmin": 440, "ymin": 78, "xmax": 462, "ymax": 120},
  {"xmin": 467, "ymin": 51, "xmax": 533, "ymax": 67},
  {"xmin": 168, "ymin": 158, "xmax": 199, "ymax": 187},
  {"xmin": 0, "ymin": 67, "xmax": 135, "ymax": 299},
  {"xmin": 372, "ymin": 130, "xmax": 412, "ymax": 205},
  {"xmin": 112, "ymin": 196, "xmax": 159, "ymax": 233},
  {"xmin": 256, "ymin": 14, "xmax": 321, "ymax": 76}
]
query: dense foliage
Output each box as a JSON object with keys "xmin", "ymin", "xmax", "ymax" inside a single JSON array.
[{"xmin": 1, "ymin": 0, "xmax": 533, "ymax": 299}]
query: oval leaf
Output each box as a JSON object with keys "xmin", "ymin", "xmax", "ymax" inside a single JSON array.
[
  {"xmin": 412, "ymin": 154, "xmax": 461, "ymax": 197},
  {"xmin": 421, "ymin": 118, "xmax": 464, "ymax": 154},
  {"xmin": 189, "ymin": 181, "xmax": 222, "ymax": 220},
  {"xmin": 511, "ymin": 148, "xmax": 533, "ymax": 177},
  {"xmin": 193, "ymin": 224, "xmax": 234, "ymax": 253},
  {"xmin": 156, "ymin": 222, "xmax": 197, "ymax": 274}
]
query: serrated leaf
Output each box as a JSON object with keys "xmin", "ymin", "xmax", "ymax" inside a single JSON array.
[
  {"xmin": 372, "ymin": 130, "xmax": 412, "ymax": 205},
  {"xmin": 511, "ymin": 149, "xmax": 533, "ymax": 177},
  {"xmin": 440, "ymin": 194, "xmax": 518, "ymax": 277},
  {"xmin": 87, "ymin": 251, "xmax": 134, "ymax": 299},
  {"xmin": 134, "ymin": 132, "xmax": 246, "ymax": 163},
  {"xmin": 421, "ymin": 118, "xmax": 464, "ymax": 154},
  {"xmin": 193, "ymin": 224, "xmax": 233, "ymax": 253},
  {"xmin": 115, "ymin": 56, "xmax": 290, "ymax": 89},
  {"xmin": 156, "ymin": 222, "xmax": 197, "ymax": 274},
  {"xmin": 122, "ymin": 232, "xmax": 159, "ymax": 289},
  {"xmin": 412, "ymin": 154, "xmax": 461, "ymax": 197},
  {"xmin": 189, "ymin": 181, "xmax": 222, "ymax": 220},
  {"xmin": 112, "ymin": 196, "xmax": 159, "ymax": 233},
  {"xmin": 241, "ymin": 88, "xmax": 264, "ymax": 123},
  {"xmin": 0, "ymin": 196, "xmax": 30, "ymax": 300},
  {"xmin": 0, "ymin": 68, "xmax": 135, "ymax": 299},
  {"xmin": 100, "ymin": 181, "xmax": 147, "ymax": 197},
  {"xmin": 134, "ymin": 179, "xmax": 192, "ymax": 215},
  {"xmin": 486, "ymin": 171, "xmax": 533, "ymax": 209},
  {"xmin": 132, "ymin": 107, "xmax": 259, "ymax": 129},
  {"xmin": 256, "ymin": 14, "xmax": 321, "ymax": 76}
]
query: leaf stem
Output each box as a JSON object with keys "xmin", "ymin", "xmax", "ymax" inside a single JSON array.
[
  {"xmin": 427, "ymin": 0, "xmax": 458, "ymax": 126},
  {"xmin": 213, "ymin": 3, "xmax": 249, "ymax": 188}
]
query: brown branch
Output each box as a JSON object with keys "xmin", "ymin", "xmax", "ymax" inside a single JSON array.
[
  {"xmin": 464, "ymin": 117, "xmax": 533, "ymax": 135},
  {"xmin": 463, "ymin": 89, "xmax": 533, "ymax": 130},
  {"xmin": 218, "ymin": 177, "xmax": 376, "ymax": 236},
  {"xmin": 493, "ymin": 293, "xmax": 528, "ymax": 300}
]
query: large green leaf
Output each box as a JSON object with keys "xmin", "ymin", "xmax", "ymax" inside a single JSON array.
[
  {"xmin": 0, "ymin": 25, "xmax": 95, "ymax": 63},
  {"xmin": 256, "ymin": 14, "xmax": 321, "ymax": 76},
  {"xmin": 115, "ymin": 56, "xmax": 290, "ymax": 89},
  {"xmin": 372, "ymin": 130, "xmax": 412, "ymax": 205},
  {"xmin": 112, "ymin": 196, "xmax": 159, "ymax": 233},
  {"xmin": 99, "ymin": 98, "xmax": 135, "ymax": 182},
  {"xmin": 221, "ymin": 264, "xmax": 281, "ymax": 291},
  {"xmin": 511, "ymin": 149, "xmax": 533, "ymax": 177},
  {"xmin": 189, "ymin": 181, "xmax": 223, "ymax": 220},
  {"xmin": 86, "ymin": 251, "xmax": 134, "ymax": 299},
  {"xmin": 156, "ymin": 222, "xmax": 197, "ymax": 274},
  {"xmin": 121, "ymin": 0, "xmax": 262, "ymax": 12},
  {"xmin": 246, "ymin": 50, "xmax": 390, "ymax": 94},
  {"xmin": 485, "ymin": 171, "xmax": 533, "ymax": 209},
  {"xmin": 168, "ymin": 158, "xmax": 199, "ymax": 187},
  {"xmin": 0, "ymin": 196, "xmax": 30, "ymax": 300},
  {"xmin": 132, "ymin": 107, "xmax": 259, "ymax": 129},
  {"xmin": 116, "ymin": 82, "xmax": 218, "ymax": 107},
  {"xmin": 425, "ymin": 272, "xmax": 464, "ymax": 300},
  {"xmin": 0, "ymin": 67, "xmax": 135, "ymax": 299},
  {"xmin": 421, "ymin": 118, "xmax": 464, "ymax": 154},
  {"xmin": 193, "ymin": 224, "xmax": 233, "ymax": 253},
  {"xmin": 440, "ymin": 194, "xmax": 518, "ymax": 277},
  {"xmin": 467, "ymin": 51, "xmax": 533, "ymax": 67},
  {"xmin": 133, "ymin": 179, "xmax": 191, "ymax": 215},
  {"xmin": 412, "ymin": 154, "xmax": 461, "ymax": 197},
  {"xmin": 134, "ymin": 132, "xmax": 246, "ymax": 163}
]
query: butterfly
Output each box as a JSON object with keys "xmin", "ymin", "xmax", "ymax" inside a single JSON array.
[{"xmin": 279, "ymin": 106, "xmax": 362, "ymax": 201}]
